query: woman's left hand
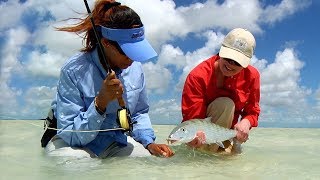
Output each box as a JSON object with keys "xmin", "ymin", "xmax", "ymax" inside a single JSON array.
[
  {"xmin": 234, "ymin": 119, "xmax": 251, "ymax": 143},
  {"xmin": 147, "ymin": 143, "xmax": 174, "ymax": 158}
]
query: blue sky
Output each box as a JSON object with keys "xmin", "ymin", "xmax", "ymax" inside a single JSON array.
[{"xmin": 0, "ymin": 0, "xmax": 319, "ymax": 127}]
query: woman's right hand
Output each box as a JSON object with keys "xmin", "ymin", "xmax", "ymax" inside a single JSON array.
[
  {"xmin": 187, "ymin": 131, "xmax": 206, "ymax": 148},
  {"xmin": 95, "ymin": 71, "xmax": 124, "ymax": 112}
]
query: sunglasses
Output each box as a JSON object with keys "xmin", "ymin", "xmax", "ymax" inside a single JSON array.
[{"xmin": 224, "ymin": 58, "xmax": 241, "ymax": 67}]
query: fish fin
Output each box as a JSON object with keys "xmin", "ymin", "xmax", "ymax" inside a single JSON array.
[{"xmin": 216, "ymin": 141, "xmax": 225, "ymax": 149}]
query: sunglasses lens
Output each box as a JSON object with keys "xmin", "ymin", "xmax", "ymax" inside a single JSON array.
[{"xmin": 225, "ymin": 58, "xmax": 241, "ymax": 67}]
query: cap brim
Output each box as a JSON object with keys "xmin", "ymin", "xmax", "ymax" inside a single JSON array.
[
  {"xmin": 118, "ymin": 39, "xmax": 157, "ymax": 62},
  {"xmin": 219, "ymin": 46, "xmax": 250, "ymax": 68}
]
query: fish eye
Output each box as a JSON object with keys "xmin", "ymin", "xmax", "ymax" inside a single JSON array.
[{"xmin": 182, "ymin": 128, "xmax": 185, "ymax": 132}]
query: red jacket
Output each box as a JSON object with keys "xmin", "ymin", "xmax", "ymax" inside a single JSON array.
[{"xmin": 181, "ymin": 55, "xmax": 261, "ymax": 128}]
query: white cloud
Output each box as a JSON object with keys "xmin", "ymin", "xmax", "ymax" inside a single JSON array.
[
  {"xmin": 256, "ymin": 48, "xmax": 320, "ymax": 125},
  {"xmin": 157, "ymin": 44, "xmax": 185, "ymax": 68},
  {"xmin": 33, "ymin": 25, "xmax": 82, "ymax": 58},
  {"xmin": 176, "ymin": 30, "xmax": 225, "ymax": 90},
  {"xmin": 0, "ymin": 83, "xmax": 21, "ymax": 119},
  {"xmin": 315, "ymin": 88, "xmax": 320, "ymax": 110},
  {"xmin": 0, "ymin": 0, "xmax": 317, "ymax": 125},
  {"xmin": 26, "ymin": 50, "xmax": 66, "ymax": 77},
  {"xmin": 0, "ymin": 0, "xmax": 26, "ymax": 29},
  {"xmin": 1, "ymin": 27, "xmax": 29, "ymax": 79},
  {"xmin": 142, "ymin": 62, "xmax": 172, "ymax": 94},
  {"xmin": 144, "ymin": 29, "xmax": 225, "ymax": 95},
  {"xmin": 30, "ymin": 0, "xmax": 85, "ymax": 57},
  {"xmin": 260, "ymin": 48, "xmax": 310, "ymax": 107},
  {"xmin": 0, "ymin": 27, "xmax": 30, "ymax": 119},
  {"xmin": 120, "ymin": 0, "xmax": 311, "ymax": 50},
  {"xmin": 149, "ymin": 99, "xmax": 182, "ymax": 124},
  {"xmin": 120, "ymin": 0, "xmax": 186, "ymax": 49},
  {"xmin": 177, "ymin": 0, "xmax": 262, "ymax": 33},
  {"xmin": 260, "ymin": 0, "xmax": 311, "ymax": 24},
  {"xmin": 120, "ymin": 0, "xmax": 262, "ymax": 49},
  {"xmin": 22, "ymin": 86, "xmax": 56, "ymax": 119}
]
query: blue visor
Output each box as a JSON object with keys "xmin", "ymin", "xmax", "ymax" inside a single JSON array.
[{"xmin": 100, "ymin": 26, "xmax": 157, "ymax": 62}]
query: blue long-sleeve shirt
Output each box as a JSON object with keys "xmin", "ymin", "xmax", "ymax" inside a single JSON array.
[{"xmin": 51, "ymin": 48, "xmax": 156, "ymax": 156}]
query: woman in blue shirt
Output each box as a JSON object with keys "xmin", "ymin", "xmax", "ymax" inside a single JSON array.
[{"xmin": 43, "ymin": 0, "xmax": 174, "ymax": 158}]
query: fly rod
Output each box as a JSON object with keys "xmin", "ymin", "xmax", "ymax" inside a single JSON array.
[{"xmin": 82, "ymin": 0, "xmax": 134, "ymax": 131}]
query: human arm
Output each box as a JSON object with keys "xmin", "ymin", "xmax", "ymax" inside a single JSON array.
[
  {"xmin": 56, "ymin": 66, "xmax": 107, "ymax": 147},
  {"xmin": 235, "ymin": 71, "xmax": 260, "ymax": 142},
  {"xmin": 181, "ymin": 73, "xmax": 208, "ymax": 148},
  {"xmin": 129, "ymin": 69, "xmax": 174, "ymax": 157},
  {"xmin": 181, "ymin": 73, "xmax": 208, "ymax": 121}
]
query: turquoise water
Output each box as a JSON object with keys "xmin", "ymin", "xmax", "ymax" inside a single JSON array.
[{"xmin": 1, "ymin": 120, "xmax": 320, "ymax": 180}]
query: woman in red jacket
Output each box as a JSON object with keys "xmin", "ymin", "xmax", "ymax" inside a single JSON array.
[{"xmin": 181, "ymin": 28, "xmax": 260, "ymax": 153}]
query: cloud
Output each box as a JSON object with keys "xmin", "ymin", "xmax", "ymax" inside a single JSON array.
[
  {"xmin": 0, "ymin": 82, "xmax": 21, "ymax": 119},
  {"xmin": 176, "ymin": 30, "xmax": 225, "ymax": 90},
  {"xmin": 0, "ymin": 27, "xmax": 30, "ymax": 119},
  {"xmin": 315, "ymin": 88, "xmax": 320, "ymax": 110},
  {"xmin": 157, "ymin": 44, "xmax": 186, "ymax": 68},
  {"xmin": 0, "ymin": 0, "xmax": 317, "ymax": 125},
  {"xmin": 143, "ymin": 30, "xmax": 225, "ymax": 96},
  {"xmin": 257, "ymin": 48, "xmax": 319, "ymax": 125},
  {"xmin": 121, "ymin": 0, "xmax": 311, "ymax": 49},
  {"xmin": 0, "ymin": 0, "xmax": 26, "ymax": 29},
  {"xmin": 33, "ymin": 25, "xmax": 82, "ymax": 58},
  {"xmin": 260, "ymin": 0, "xmax": 311, "ymax": 24},
  {"xmin": 260, "ymin": 48, "xmax": 310, "ymax": 107},
  {"xmin": 149, "ymin": 99, "xmax": 182, "ymax": 124},
  {"xmin": 142, "ymin": 62, "xmax": 172, "ymax": 94},
  {"xmin": 26, "ymin": 50, "xmax": 66, "ymax": 78},
  {"xmin": 120, "ymin": 0, "xmax": 186, "ymax": 49},
  {"xmin": 177, "ymin": 0, "xmax": 262, "ymax": 32},
  {"xmin": 120, "ymin": 0, "xmax": 262, "ymax": 50},
  {"xmin": 22, "ymin": 86, "xmax": 56, "ymax": 119},
  {"xmin": 1, "ymin": 27, "xmax": 29, "ymax": 77}
]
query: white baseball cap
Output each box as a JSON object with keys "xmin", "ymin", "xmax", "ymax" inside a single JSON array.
[{"xmin": 219, "ymin": 28, "xmax": 256, "ymax": 68}]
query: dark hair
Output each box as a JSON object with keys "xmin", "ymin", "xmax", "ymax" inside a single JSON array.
[{"xmin": 56, "ymin": 0, "xmax": 143, "ymax": 52}]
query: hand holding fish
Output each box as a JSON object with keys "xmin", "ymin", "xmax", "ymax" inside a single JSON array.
[
  {"xmin": 147, "ymin": 143, "xmax": 174, "ymax": 158},
  {"xmin": 186, "ymin": 131, "xmax": 206, "ymax": 148},
  {"xmin": 167, "ymin": 117, "xmax": 237, "ymax": 150},
  {"xmin": 234, "ymin": 119, "xmax": 251, "ymax": 143}
]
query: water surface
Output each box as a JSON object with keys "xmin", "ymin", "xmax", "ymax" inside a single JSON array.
[{"xmin": 1, "ymin": 120, "xmax": 319, "ymax": 180}]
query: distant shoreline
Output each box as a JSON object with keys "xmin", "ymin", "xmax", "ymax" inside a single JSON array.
[{"xmin": 1, "ymin": 119, "xmax": 320, "ymax": 128}]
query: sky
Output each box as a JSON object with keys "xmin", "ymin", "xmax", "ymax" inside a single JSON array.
[{"xmin": 0, "ymin": 0, "xmax": 319, "ymax": 127}]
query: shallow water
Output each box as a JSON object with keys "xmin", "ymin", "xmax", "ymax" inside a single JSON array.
[{"xmin": 1, "ymin": 120, "xmax": 320, "ymax": 180}]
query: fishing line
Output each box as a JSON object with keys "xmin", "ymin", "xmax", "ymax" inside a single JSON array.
[{"xmin": 24, "ymin": 120, "xmax": 125, "ymax": 132}]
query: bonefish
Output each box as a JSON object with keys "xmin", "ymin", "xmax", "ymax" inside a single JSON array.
[{"xmin": 167, "ymin": 117, "xmax": 237, "ymax": 148}]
